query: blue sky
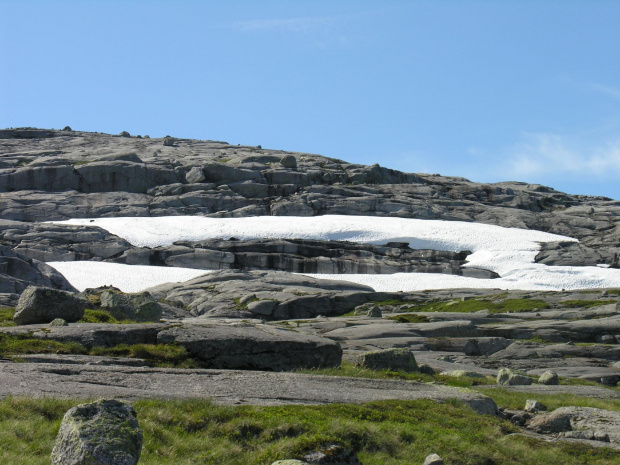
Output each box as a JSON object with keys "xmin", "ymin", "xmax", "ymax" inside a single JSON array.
[{"xmin": 1, "ymin": 1, "xmax": 619, "ymax": 198}]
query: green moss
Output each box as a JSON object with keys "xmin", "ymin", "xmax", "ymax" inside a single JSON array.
[{"xmin": 78, "ymin": 309, "xmax": 138, "ymax": 324}]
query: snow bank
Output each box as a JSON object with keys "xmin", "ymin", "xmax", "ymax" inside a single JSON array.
[{"xmin": 46, "ymin": 215, "xmax": 620, "ymax": 293}]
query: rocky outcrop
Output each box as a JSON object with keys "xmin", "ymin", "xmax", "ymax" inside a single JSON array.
[
  {"xmin": 99, "ymin": 291, "xmax": 163, "ymax": 322},
  {"xmin": 13, "ymin": 286, "xmax": 85, "ymax": 325},
  {"xmin": 1, "ymin": 128, "xmax": 620, "ymax": 270},
  {"xmin": 0, "ymin": 245, "xmax": 75, "ymax": 298},
  {"xmin": 51, "ymin": 399, "xmax": 142, "ymax": 465},
  {"xmin": 146, "ymin": 269, "xmax": 382, "ymax": 319},
  {"xmin": 157, "ymin": 322, "xmax": 342, "ymax": 370}
]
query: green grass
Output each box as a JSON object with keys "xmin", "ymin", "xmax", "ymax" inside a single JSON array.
[
  {"xmin": 386, "ymin": 314, "xmax": 430, "ymax": 323},
  {"xmin": 0, "ymin": 334, "xmax": 198, "ymax": 368},
  {"xmin": 396, "ymin": 298, "xmax": 550, "ymax": 314},
  {"xmin": 0, "ymin": 333, "xmax": 86, "ymax": 356},
  {"xmin": 478, "ymin": 388, "xmax": 620, "ymax": 412},
  {"xmin": 90, "ymin": 343, "xmax": 200, "ymax": 368},
  {"xmin": 0, "ymin": 307, "xmax": 16, "ymax": 327},
  {"xmin": 78, "ymin": 309, "xmax": 137, "ymax": 324},
  {"xmin": 1, "ymin": 397, "xmax": 618, "ymax": 465},
  {"xmin": 558, "ymin": 300, "xmax": 615, "ymax": 308}
]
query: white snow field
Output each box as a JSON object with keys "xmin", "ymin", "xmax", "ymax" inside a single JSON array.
[{"xmin": 47, "ymin": 215, "xmax": 620, "ymax": 293}]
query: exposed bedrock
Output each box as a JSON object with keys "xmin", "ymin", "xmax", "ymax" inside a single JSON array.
[
  {"xmin": 115, "ymin": 238, "xmax": 497, "ymax": 278},
  {"xmin": 0, "ymin": 245, "xmax": 76, "ymax": 303},
  {"xmin": 1, "ymin": 129, "xmax": 620, "ymax": 267},
  {"xmin": 146, "ymin": 270, "xmax": 387, "ymax": 320}
]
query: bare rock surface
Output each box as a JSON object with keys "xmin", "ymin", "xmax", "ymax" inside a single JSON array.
[
  {"xmin": 0, "ymin": 361, "xmax": 498, "ymax": 410},
  {"xmin": 157, "ymin": 322, "xmax": 343, "ymax": 370}
]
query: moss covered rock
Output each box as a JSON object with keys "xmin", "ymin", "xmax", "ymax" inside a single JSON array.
[
  {"xmin": 51, "ymin": 399, "xmax": 142, "ymax": 465},
  {"xmin": 356, "ymin": 348, "xmax": 418, "ymax": 372}
]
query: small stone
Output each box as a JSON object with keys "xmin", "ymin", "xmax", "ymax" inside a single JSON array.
[
  {"xmin": 280, "ymin": 155, "xmax": 297, "ymax": 169},
  {"xmin": 302, "ymin": 444, "xmax": 361, "ymax": 464},
  {"xmin": 186, "ymin": 166, "xmax": 206, "ymax": 184},
  {"xmin": 524, "ymin": 400, "xmax": 547, "ymax": 413},
  {"xmin": 119, "ymin": 131, "xmax": 130, "ymax": 137},
  {"xmin": 441, "ymin": 370, "xmax": 486, "ymax": 378},
  {"xmin": 163, "ymin": 137, "xmax": 175, "ymax": 146},
  {"xmin": 51, "ymin": 399, "xmax": 142, "ymax": 465},
  {"xmin": 367, "ymin": 306, "xmax": 382, "ymax": 318},
  {"xmin": 49, "ymin": 318, "xmax": 68, "ymax": 327},
  {"xmin": 423, "ymin": 453, "xmax": 444, "ymax": 465},
  {"xmin": 271, "ymin": 461, "xmax": 310, "ymax": 465},
  {"xmin": 418, "ymin": 364, "xmax": 436, "ymax": 375},
  {"xmin": 538, "ymin": 370, "xmax": 559, "ymax": 385},
  {"xmin": 527, "ymin": 410, "xmax": 572, "ymax": 434}
]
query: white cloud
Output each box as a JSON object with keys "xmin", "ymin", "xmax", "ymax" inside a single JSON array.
[{"xmin": 500, "ymin": 132, "xmax": 620, "ymax": 179}]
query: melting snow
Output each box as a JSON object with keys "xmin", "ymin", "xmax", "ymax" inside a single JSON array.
[{"xmin": 47, "ymin": 215, "xmax": 620, "ymax": 293}]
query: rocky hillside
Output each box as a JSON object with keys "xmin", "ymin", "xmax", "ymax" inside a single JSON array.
[{"xmin": 1, "ymin": 127, "xmax": 619, "ymax": 282}]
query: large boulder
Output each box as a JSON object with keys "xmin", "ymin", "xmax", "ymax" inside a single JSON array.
[
  {"xmin": 51, "ymin": 399, "xmax": 142, "ymax": 465},
  {"xmin": 100, "ymin": 291, "xmax": 163, "ymax": 322},
  {"xmin": 356, "ymin": 348, "xmax": 419, "ymax": 372},
  {"xmin": 13, "ymin": 286, "xmax": 85, "ymax": 325},
  {"xmin": 157, "ymin": 323, "xmax": 343, "ymax": 371}
]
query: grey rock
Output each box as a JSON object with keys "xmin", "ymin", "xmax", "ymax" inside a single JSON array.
[
  {"xmin": 50, "ymin": 318, "xmax": 68, "ymax": 327},
  {"xmin": 367, "ymin": 306, "xmax": 382, "ymax": 318},
  {"xmin": 524, "ymin": 400, "xmax": 547, "ymax": 413},
  {"xmin": 538, "ymin": 370, "xmax": 559, "ymax": 385},
  {"xmin": 356, "ymin": 348, "xmax": 418, "ymax": 372},
  {"xmin": 527, "ymin": 410, "xmax": 573, "ymax": 433},
  {"xmin": 185, "ymin": 166, "xmax": 205, "ymax": 183},
  {"xmin": 14, "ymin": 286, "xmax": 85, "ymax": 325},
  {"xmin": 157, "ymin": 323, "xmax": 343, "ymax": 371},
  {"xmin": 302, "ymin": 444, "xmax": 361, "ymax": 465},
  {"xmin": 163, "ymin": 137, "xmax": 175, "ymax": 146},
  {"xmin": 280, "ymin": 155, "xmax": 297, "ymax": 169},
  {"xmin": 440, "ymin": 370, "xmax": 486, "ymax": 378},
  {"xmin": 272, "ymin": 461, "xmax": 309, "ymax": 465},
  {"xmin": 50, "ymin": 399, "xmax": 142, "ymax": 465},
  {"xmin": 100, "ymin": 291, "xmax": 163, "ymax": 322},
  {"xmin": 496, "ymin": 368, "xmax": 533, "ymax": 386},
  {"xmin": 423, "ymin": 454, "xmax": 444, "ymax": 465}
]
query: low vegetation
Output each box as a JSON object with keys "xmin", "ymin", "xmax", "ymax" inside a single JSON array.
[
  {"xmin": 0, "ymin": 307, "xmax": 16, "ymax": 327},
  {"xmin": 1, "ymin": 397, "xmax": 618, "ymax": 465},
  {"xmin": 394, "ymin": 298, "xmax": 551, "ymax": 314}
]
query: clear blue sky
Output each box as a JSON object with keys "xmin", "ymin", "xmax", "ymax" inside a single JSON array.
[{"xmin": 2, "ymin": 1, "xmax": 619, "ymax": 198}]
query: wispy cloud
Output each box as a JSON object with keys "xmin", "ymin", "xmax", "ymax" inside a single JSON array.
[
  {"xmin": 590, "ymin": 83, "xmax": 620, "ymax": 101},
  {"xmin": 231, "ymin": 16, "xmax": 338, "ymax": 34},
  {"xmin": 500, "ymin": 132, "xmax": 620, "ymax": 178}
]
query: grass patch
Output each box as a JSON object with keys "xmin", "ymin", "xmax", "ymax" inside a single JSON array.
[
  {"xmin": 90, "ymin": 343, "xmax": 199, "ymax": 368},
  {"xmin": 0, "ymin": 397, "xmax": 618, "ymax": 465},
  {"xmin": 0, "ymin": 333, "xmax": 86, "ymax": 356},
  {"xmin": 0, "ymin": 334, "xmax": 197, "ymax": 368},
  {"xmin": 370, "ymin": 299, "xmax": 404, "ymax": 306},
  {"xmin": 0, "ymin": 307, "xmax": 16, "ymax": 327},
  {"xmin": 77, "ymin": 309, "xmax": 137, "ymax": 324},
  {"xmin": 478, "ymin": 388, "xmax": 620, "ymax": 412},
  {"xmin": 559, "ymin": 300, "xmax": 615, "ymax": 308},
  {"xmin": 386, "ymin": 314, "xmax": 430, "ymax": 323},
  {"xmin": 398, "ymin": 298, "xmax": 550, "ymax": 314}
]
